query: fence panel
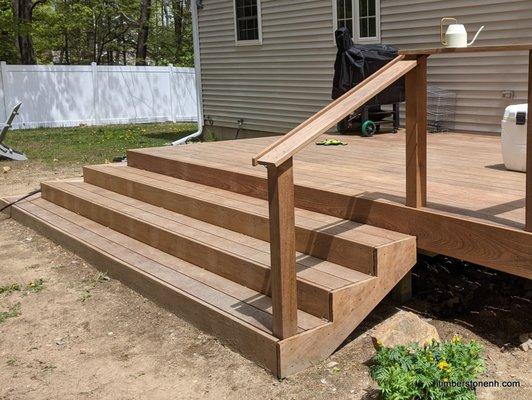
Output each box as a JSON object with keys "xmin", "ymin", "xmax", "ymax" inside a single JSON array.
[{"xmin": 0, "ymin": 62, "xmax": 197, "ymax": 129}]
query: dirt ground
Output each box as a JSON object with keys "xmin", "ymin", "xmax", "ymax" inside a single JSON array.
[{"xmin": 0, "ymin": 161, "xmax": 531, "ymax": 400}]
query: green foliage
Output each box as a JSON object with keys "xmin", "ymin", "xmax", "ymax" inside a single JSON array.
[
  {"xmin": 3, "ymin": 122, "xmax": 196, "ymax": 164},
  {"xmin": 370, "ymin": 336, "xmax": 485, "ymax": 400},
  {"xmin": 1, "ymin": 0, "xmax": 193, "ymax": 66},
  {"xmin": 0, "ymin": 303, "xmax": 21, "ymax": 323},
  {"xmin": 0, "ymin": 283, "xmax": 21, "ymax": 295},
  {"xmin": 26, "ymin": 278, "xmax": 45, "ymax": 293},
  {"xmin": 0, "ymin": 0, "xmax": 18, "ymax": 63}
]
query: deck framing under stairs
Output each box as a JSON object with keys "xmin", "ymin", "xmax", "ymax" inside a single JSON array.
[{"xmin": 2, "ymin": 157, "xmax": 417, "ymax": 377}]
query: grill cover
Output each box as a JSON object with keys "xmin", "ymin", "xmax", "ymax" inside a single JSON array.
[{"xmin": 332, "ymin": 27, "xmax": 405, "ymax": 105}]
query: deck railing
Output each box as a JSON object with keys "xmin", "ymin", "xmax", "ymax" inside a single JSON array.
[
  {"xmin": 253, "ymin": 44, "xmax": 532, "ymax": 340},
  {"xmin": 252, "ymin": 55, "xmax": 419, "ymax": 339}
]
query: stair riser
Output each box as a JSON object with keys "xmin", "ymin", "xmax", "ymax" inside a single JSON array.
[
  {"xmin": 41, "ymin": 183, "xmax": 331, "ymax": 319},
  {"xmin": 10, "ymin": 203, "xmax": 280, "ymax": 376},
  {"xmin": 84, "ymin": 166, "xmax": 376, "ymax": 274}
]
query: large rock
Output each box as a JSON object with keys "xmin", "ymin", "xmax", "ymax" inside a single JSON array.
[{"xmin": 370, "ymin": 310, "xmax": 440, "ymax": 349}]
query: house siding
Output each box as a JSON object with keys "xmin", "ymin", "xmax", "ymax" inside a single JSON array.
[{"xmin": 198, "ymin": 0, "xmax": 532, "ymax": 134}]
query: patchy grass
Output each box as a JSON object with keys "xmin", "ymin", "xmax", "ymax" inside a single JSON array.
[
  {"xmin": 0, "ymin": 283, "xmax": 20, "ymax": 295},
  {"xmin": 3, "ymin": 122, "xmax": 197, "ymax": 165},
  {"xmin": 6, "ymin": 357, "xmax": 17, "ymax": 366},
  {"xmin": 79, "ymin": 271, "xmax": 110, "ymax": 302},
  {"xmin": 79, "ymin": 290, "xmax": 92, "ymax": 303},
  {"xmin": 95, "ymin": 271, "xmax": 110, "ymax": 283},
  {"xmin": 26, "ymin": 278, "xmax": 45, "ymax": 293},
  {"xmin": 0, "ymin": 303, "xmax": 21, "ymax": 323}
]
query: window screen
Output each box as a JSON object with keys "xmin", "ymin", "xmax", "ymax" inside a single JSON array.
[
  {"xmin": 336, "ymin": 0, "xmax": 379, "ymax": 40},
  {"xmin": 235, "ymin": 0, "xmax": 259, "ymax": 41},
  {"xmin": 358, "ymin": 0, "xmax": 377, "ymax": 39},
  {"xmin": 336, "ymin": 0, "xmax": 353, "ymax": 36}
]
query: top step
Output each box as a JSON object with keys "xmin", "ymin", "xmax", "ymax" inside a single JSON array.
[{"xmin": 84, "ymin": 163, "xmax": 416, "ymax": 276}]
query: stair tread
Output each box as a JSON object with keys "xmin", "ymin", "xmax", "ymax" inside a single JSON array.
[
  {"xmin": 88, "ymin": 163, "xmax": 413, "ymax": 247},
  {"xmin": 46, "ymin": 180, "xmax": 374, "ymax": 291},
  {"xmin": 16, "ymin": 197, "xmax": 328, "ymax": 335}
]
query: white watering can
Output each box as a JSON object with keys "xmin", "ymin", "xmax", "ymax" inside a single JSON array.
[{"xmin": 440, "ymin": 17, "xmax": 484, "ymax": 48}]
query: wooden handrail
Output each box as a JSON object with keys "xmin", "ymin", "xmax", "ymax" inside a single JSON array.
[
  {"xmin": 253, "ymin": 56, "xmax": 417, "ymax": 167},
  {"xmin": 253, "ymin": 56, "xmax": 420, "ymax": 340}
]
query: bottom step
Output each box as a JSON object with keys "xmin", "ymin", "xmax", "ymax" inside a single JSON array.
[{"xmin": 9, "ymin": 196, "xmax": 330, "ymax": 376}]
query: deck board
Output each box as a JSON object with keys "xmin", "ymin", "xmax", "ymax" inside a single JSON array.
[
  {"xmin": 17, "ymin": 198, "xmax": 327, "ymax": 333},
  {"xmin": 127, "ymin": 131, "xmax": 532, "ymax": 279},
  {"xmin": 134, "ymin": 131, "xmax": 527, "ymax": 230}
]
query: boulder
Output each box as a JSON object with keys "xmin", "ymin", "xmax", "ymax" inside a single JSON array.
[{"xmin": 370, "ymin": 310, "xmax": 440, "ymax": 349}]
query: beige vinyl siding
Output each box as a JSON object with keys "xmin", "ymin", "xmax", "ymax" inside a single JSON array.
[
  {"xmin": 381, "ymin": 0, "xmax": 532, "ymax": 133},
  {"xmin": 198, "ymin": 0, "xmax": 336, "ymax": 133},
  {"xmin": 198, "ymin": 0, "xmax": 532, "ymax": 135}
]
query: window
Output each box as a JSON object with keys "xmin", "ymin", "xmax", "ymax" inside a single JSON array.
[
  {"xmin": 336, "ymin": 0, "xmax": 353, "ymax": 36},
  {"xmin": 234, "ymin": 0, "xmax": 262, "ymax": 45},
  {"xmin": 334, "ymin": 0, "xmax": 380, "ymax": 42}
]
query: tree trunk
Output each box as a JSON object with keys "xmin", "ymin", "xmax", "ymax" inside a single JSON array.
[
  {"xmin": 135, "ymin": 0, "xmax": 152, "ymax": 65},
  {"xmin": 172, "ymin": 0, "xmax": 184, "ymax": 63},
  {"xmin": 12, "ymin": 0, "xmax": 41, "ymax": 64}
]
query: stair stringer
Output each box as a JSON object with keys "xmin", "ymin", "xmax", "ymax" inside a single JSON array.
[{"xmin": 276, "ymin": 237, "xmax": 416, "ymax": 377}]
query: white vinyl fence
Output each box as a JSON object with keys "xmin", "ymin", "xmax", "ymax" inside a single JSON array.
[{"xmin": 0, "ymin": 62, "xmax": 198, "ymax": 129}]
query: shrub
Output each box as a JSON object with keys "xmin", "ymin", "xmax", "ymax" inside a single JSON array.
[{"xmin": 370, "ymin": 335, "xmax": 485, "ymax": 400}]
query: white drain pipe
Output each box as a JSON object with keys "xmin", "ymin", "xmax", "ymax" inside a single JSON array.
[{"xmin": 172, "ymin": 0, "xmax": 204, "ymax": 146}]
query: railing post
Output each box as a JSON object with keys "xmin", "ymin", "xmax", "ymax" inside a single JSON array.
[
  {"xmin": 526, "ymin": 50, "xmax": 532, "ymax": 231},
  {"xmin": 405, "ymin": 55, "xmax": 428, "ymax": 208},
  {"xmin": 267, "ymin": 157, "xmax": 298, "ymax": 339}
]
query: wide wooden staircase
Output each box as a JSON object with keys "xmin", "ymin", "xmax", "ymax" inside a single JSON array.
[{"xmin": 4, "ymin": 56, "xmax": 421, "ymax": 377}]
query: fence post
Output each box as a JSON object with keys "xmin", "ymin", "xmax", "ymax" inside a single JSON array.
[
  {"xmin": 168, "ymin": 63, "xmax": 176, "ymax": 123},
  {"xmin": 0, "ymin": 61, "xmax": 8, "ymax": 121},
  {"xmin": 91, "ymin": 62, "xmax": 99, "ymax": 125}
]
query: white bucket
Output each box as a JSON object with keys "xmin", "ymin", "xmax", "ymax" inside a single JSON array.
[{"xmin": 501, "ymin": 103, "xmax": 528, "ymax": 172}]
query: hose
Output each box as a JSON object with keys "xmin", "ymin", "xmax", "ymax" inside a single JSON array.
[{"xmin": 0, "ymin": 188, "xmax": 42, "ymax": 213}]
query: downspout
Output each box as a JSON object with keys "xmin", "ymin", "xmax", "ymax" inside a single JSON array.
[{"xmin": 172, "ymin": 0, "xmax": 204, "ymax": 145}]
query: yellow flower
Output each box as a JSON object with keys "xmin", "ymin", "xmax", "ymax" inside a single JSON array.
[
  {"xmin": 437, "ymin": 360, "xmax": 451, "ymax": 371},
  {"xmin": 451, "ymin": 335, "xmax": 461, "ymax": 344},
  {"xmin": 443, "ymin": 378, "xmax": 449, "ymax": 382}
]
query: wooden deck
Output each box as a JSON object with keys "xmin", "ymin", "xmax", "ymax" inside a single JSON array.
[
  {"xmin": 128, "ymin": 131, "xmax": 532, "ymax": 279},
  {"xmin": 5, "ymin": 129, "xmax": 530, "ymax": 377},
  {"xmin": 3, "ymin": 45, "xmax": 530, "ymax": 377}
]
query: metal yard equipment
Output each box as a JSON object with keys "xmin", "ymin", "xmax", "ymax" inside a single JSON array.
[{"xmin": 0, "ymin": 103, "xmax": 27, "ymax": 161}]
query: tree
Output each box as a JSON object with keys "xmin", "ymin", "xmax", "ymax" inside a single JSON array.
[
  {"xmin": 1, "ymin": 0, "xmax": 192, "ymax": 66},
  {"xmin": 11, "ymin": 0, "xmax": 47, "ymax": 64},
  {"xmin": 0, "ymin": 0, "xmax": 18, "ymax": 63},
  {"xmin": 135, "ymin": 0, "xmax": 151, "ymax": 65}
]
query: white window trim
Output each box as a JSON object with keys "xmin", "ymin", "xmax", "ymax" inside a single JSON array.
[
  {"xmin": 233, "ymin": 0, "xmax": 263, "ymax": 46},
  {"xmin": 332, "ymin": 0, "xmax": 381, "ymax": 44}
]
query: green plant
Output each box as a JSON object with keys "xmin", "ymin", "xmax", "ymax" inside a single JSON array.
[
  {"xmin": 0, "ymin": 303, "xmax": 21, "ymax": 323},
  {"xmin": 94, "ymin": 272, "xmax": 110, "ymax": 283},
  {"xmin": 370, "ymin": 335, "xmax": 485, "ymax": 400},
  {"xmin": 26, "ymin": 278, "xmax": 45, "ymax": 293},
  {"xmin": 79, "ymin": 289, "xmax": 92, "ymax": 302},
  {"xmin": 0, "ymin": 283, "xmax": 20, "ymax": 295}
]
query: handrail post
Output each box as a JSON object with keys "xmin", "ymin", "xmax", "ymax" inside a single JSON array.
[
  {"xmin": 267, "ymin": 157, "xmax": 298, "ymax": 339},
  {"xmin": 526, "ymin": 50, "xmax": 532, "ymax": 231},
  {"xmin": 405, "ymin": 55, "xmax": 428, "ymax": 208}
]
